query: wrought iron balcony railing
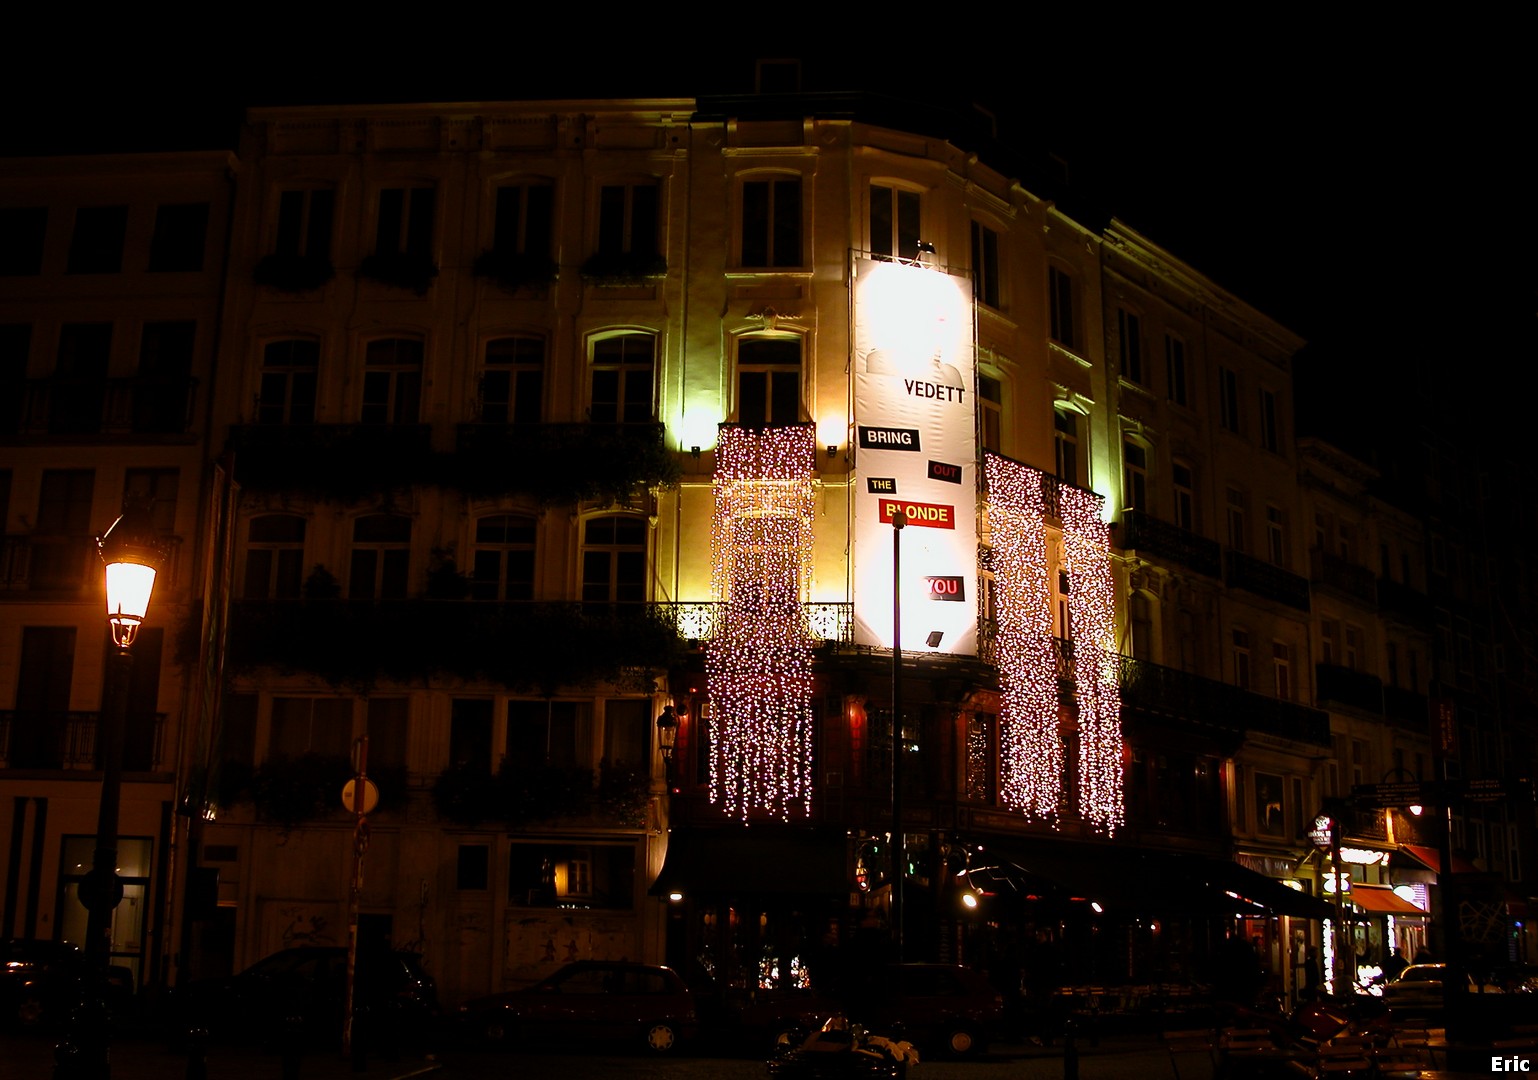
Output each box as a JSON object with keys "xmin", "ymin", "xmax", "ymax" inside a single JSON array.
[
  {"xmin": 1225, "ymin": 550, "xmax": 1312, "ymax": 612},
  {"xmin": 654, "ymin": 601, "xmax": 853, "ymax": 645},
  {"xmin": 1117, "ymin": 509, "xmax": 1223, "ymax": 578},
  {"xmin": 227, "ymin": 423, "xmax": 433, "ymax": 495},
  {"xmin": 1382, "ymin": 684, "xmax": 1429, "ymax": 728},
  {"xmin": 1308, "ymin": 548, "xmax": 1377, "ymax": 607},
  {"xmin": 1, "ymin": 534, "xmax": 183, "ymax": 595},
  {"xmin": 1316, "ymin": 662, "xmax": 1385, "ymax": 715},
  {"xmin": 0, "ymin": 710, "xmax": 167, "ymax": 771},
  {"xmin": 1376, "ymin": 576, "xmax": 1432, "ymax": 625},
  {"xmin": 1117, "ymin": 654, "xmax": 1331, "ymax": 746},
  {"xmin": 17, "ymin": 377, "xmax": 198, "ymax": 437}
]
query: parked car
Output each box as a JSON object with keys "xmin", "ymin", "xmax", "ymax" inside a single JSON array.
[
  {"xmin": 182, "ymin": 946, "xmax": 438, "ymax": 1047},
  {"xmin": 457, "ymin": 960, "xmax": 699, "ymax": 1054},
  {"xmin": 1383, "ymin": 963, "xmax": 1478, "ymax": 1012},
  {"xmin": 0, "ymin": 939, "xmax": 133, "ymax": 1031},
  {"xmin": 740, "ymin": 963, "xmax": 1002, "ymax": 1059}
]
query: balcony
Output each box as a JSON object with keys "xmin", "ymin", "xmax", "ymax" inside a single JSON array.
[
  {"xmin": 2, "ymin": 534, "xmax": 183, "ymax": 596},
  {"xmin": 1376, "ymin": 576, "xmax": 1432, "ymax": 625},
  {"xmin": 1117, "ymin": 509, "xmax": 1223, "ymax": 578},
  {"xmin": 1117, "ymin": 654, "xmax": 1331, "ymax": 747},
  {"xmin": 228, "ymin": 599, "xmax": 685, "ymax": 691},
  {"xmin": 0, "ymin": 710, "xmax": 167, "ymax": 771},
  {"xmin": 1309, "ymin": 548, "xmax": 1377, "ymax": 607},
  {"xmin": 227, "ymin": 423, "xmax": 433, "ymax": 496},
  {"xmin": 1225, "ymin": 550, "xmax": 1311, "ymax": 611},
  {"xmin": 1382, "ymin": 684, "xmax": 1429, "ymax": 728},
  {"xmin": 452, "ymin": 422, "xmax": 676, "ymax": 503},
  {"xmin": 1316, "ymin": 662, "xmax": 1384, "ymax": 715},
  {"xmin": 655, "ymin": 601, "xmax": 853, "ymax": 646},
  {"xmin": 14, "ymin": 377, "xmax": 198, "ymax": 438}
]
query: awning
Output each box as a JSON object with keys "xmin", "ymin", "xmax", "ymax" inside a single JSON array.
[
  {"xmin": 648, "ymin": 826, "xmax": 848, "ymax": 898},
  {"xmin": 1398, "ymin": 845, "xmax": 1482, "ymax": 876},
  {"xmin": 1348, "ymin": 884, "xmax": 1427, "ymax": 916}
]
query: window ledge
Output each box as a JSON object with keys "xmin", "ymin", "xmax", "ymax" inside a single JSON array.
[{"xmin": 1047, "ymin": 341, "xmax": 1091, "ymax": 369}]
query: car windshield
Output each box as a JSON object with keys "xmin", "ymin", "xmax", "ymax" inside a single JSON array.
[{"xmin": 1399, "ymin": 968, "xmax": 1441, "ymax": 982}]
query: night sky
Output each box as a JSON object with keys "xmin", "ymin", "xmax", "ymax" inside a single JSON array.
[{"xmin": 6, "ymin": 34, "xmax": 1530, "ymax": 458}]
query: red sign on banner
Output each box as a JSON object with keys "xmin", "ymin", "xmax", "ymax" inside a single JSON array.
[{"xmin": 879, "ymin": 499, "xmax": 955, "ymax": 529}]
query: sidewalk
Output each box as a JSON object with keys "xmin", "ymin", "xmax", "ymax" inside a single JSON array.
[{"xmin": 0, "ymin": 1030, "xmax": 443, "ymax": 1080}]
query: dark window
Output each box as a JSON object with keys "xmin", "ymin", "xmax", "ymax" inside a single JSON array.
[
  {"xmin": 741, "ymin": 177, "xmax": 801, "ymax": 268},
  {"xmin": 51, "ymin": 323, "xmax": 111, "ymax": 434},
  {"xmin": 135, "ymin": 321, "xmax": 195, "ymax": 433},
  {"xmin": 0, "ymin": 324, "xmax": 30, "ymax": 435},
  {"xmin": 581, "ymin": 516, "xmax": 647, "ymax": 605},
  {"xmin": 979, "ymin": 375, "xmax": 1002, "ymax": 453},
  {"xmin": 736, "ymin": 337, "xmax": 801, "ymax": 426},
  {"xmin": 602, "ymin": 699, "xmax": 650, "ymax": 770},
  {"xmin": 361, "ymin": 338, "xmax": 423, "ymax": 424},
  {"xmin": 259, "ymin": 340, "xmax": 319, "ymax": 425},
  {"xmin": 1259, "ymin": 388, "xmax": 1280, "ymax": 452},
  {"xmin": 349, "ymin": 514, "xmax": 411, "ymax": 600},
  {"xmin": 275, "ymin": 188, "xmax": 334, "ymax": 260},
  {"xmin": 269, "ymin": 697, "xmax": 352, "ymax": 758},
  {"xmin": 375, "ymin": 186, "xmax": 435, "ymax": 259},
  {"xmin": 365, "ymin": 698, "xmax": 408, "ymax": 771},
  {"xmin": 590, "ymin": 333, "xmax": 654, "ymax": 424},
  {"xmin": 1123, "ymin": 439, "xmax": 1148, "ymax": 512},
  {"xmin": 66, "ymin": 206, "xmax": 128, "ymax": 274},
  {"xmin": 509, "ymin": 842, "xmax": 634, "ymax": 910},
  {"xmin": 450, "ymin": 698, "xmax": 494, "ymax": 771},
  {"xmin": 1219, "ymin": 367, "xmax": 1241, "ymax": 433},
  {"xmin": 221, "ymin": 694, "xmax": 257, "ymax": 768},
  {"xmin": 123, "ymin": 469, "xmax": 178, "ymax": 535},
  {"xmin": 493, "ymin": 182, "xmax": 554, "ymax": 257},
  {"xmin": 870, "ymin": 184, "xmax": 920, "ymax": 262},
  {"xmin": 480, "ymin": 337, "xmax": 543, "ymax": 424},
  {"xmin": 148, "ymin": 203, "xmax": 209, "ymax": 272},
  {"xmin": 506, "ymin": 700, "xmax": 590, "ymax": 770},
  {"xmin": 471, "ymin": 515, "xmax": 536, "ymax": 601},
  {"xmin": 1054, "ymin": 407, "xmax": 1081, "ymax": 487},
  {"xmin": 243, "ymin": 515, "xmax": 305, "ymax": 599},
  {"xmin": 0, "ymin": 207, "xmax": 47, "ymax": 275},
  {"xmin": 1165, "ymin": 334, "xmax": 1187, "ymax": 406},
  {"xmin": 10, "ymin": 627, "xmax": 77, "ymax": 768},
  {"xmin": 32, "ymin": 470, "xmax": 94, "ymax": 589},
  {"xmin": 457, "ymin": 846, "xmax": 490, "ymax": 890},
  {"xmin": 1172, "ymin": 462, "xmax": 1195, "ymax": 531},
  {"xmin": 1049, "ymin": 267, "xmax": 1076, "ymax": 350},
  {"xmin": 1117, "ymin": 308, "xmax": 1142, "ymax": 383},
  {"xmin": 971, "ymin": 221, "xmax": 999, "ymax": 307},
  {"xmin": 117, "ymin": 626, "xmax": 163, "ymax": 770},
  {"xmin": 598, "ymin": 182, "xmax": 659, "ymax": 259}
]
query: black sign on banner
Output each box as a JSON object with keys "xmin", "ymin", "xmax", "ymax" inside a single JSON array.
[
  {"xmin": 858, "ymin": 426, "xmax": 922, "ymax": 451},
  {"xmin": 924, "ymin": 575, "xmax": 966, "ymax": 601},
  {"xmin": 867, "ymin": 477, "xmax": 897, "ymax": 494},
  {"xmin": 927, "ymin": 460, "xmax": 963, "ymax": 484}
]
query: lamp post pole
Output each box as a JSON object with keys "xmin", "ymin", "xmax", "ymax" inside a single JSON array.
[{"xmin": 891, "ymin": 510, "xmax": 905, "ymax": 963}]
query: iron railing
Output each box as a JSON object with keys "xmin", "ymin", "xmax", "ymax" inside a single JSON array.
[
  {"xmin": 1316, "ymin": 662, "xmax": 1385, "ymax": 714},
  {"xmin": 0, "ymin": 710, "xmax": 167, "ymax": 771},
  {"xmin": 1309, "ymin": 548, "xmax": 1377, "ymax": 606},
  {"xmin": 1225, "ymin": 550, "xmax": 1311, "ymax": 612},
  {"xmin": 18, "ymin": 377, "xmax": 198, "ymax": 436},
  {"xmin": 1118, "ymin": 509, "xmax": 1223, "ymax": 578}
]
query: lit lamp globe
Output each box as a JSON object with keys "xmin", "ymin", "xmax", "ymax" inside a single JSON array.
[{"xmin": 98, "ymin": 508, "xmax": 165, "ymax": 649}]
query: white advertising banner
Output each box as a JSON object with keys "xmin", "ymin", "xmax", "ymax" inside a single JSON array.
[{"xmin": 851, "ymin": 257, "xmax": 978, "ymax": 655}]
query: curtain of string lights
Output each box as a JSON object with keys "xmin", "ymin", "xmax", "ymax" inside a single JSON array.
[
  {"xmin": 984, "ymin": 453, "xmax": 1124, "ymax": 834},
  {"xmin": 705, "ymin": 425, "xmax": 817, "ymax": 820}
]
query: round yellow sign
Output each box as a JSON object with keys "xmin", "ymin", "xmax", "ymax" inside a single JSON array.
[{"xmin": 341, "ymin": 778, "xmax": 379, "ymax": 814}]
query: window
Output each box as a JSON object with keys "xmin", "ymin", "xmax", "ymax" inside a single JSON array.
[
  {"xmin": 1219, "ymin": 366, "xmax": 1241, "ymax": 432},
  {"xmin": 493, "ymin": 181, "xmax": 554, "ymax": 258},
  {"xmin": 1054, "ymin": 407, "xmax": 1081, "ymax": 487},
  {"xmin": 148, "ymin": 203, "xmax": 209, "ymax": 272},
  {"xmin": 1165, "ymin": 333, "xmax": 1187, "ymax": 405},
  {"xmin": 603, "ymin": 699, "xmax": 651, "ymax": 770},
  {"xmin": 0, "ymin": 207, "xmax": 47, "ymax": 275},
  {"xmin": 1122, "ymin": 438, "xmax": 1148, "ymax": 512},
  {"xmin": 1254, "ymin": 771, "xmax": 1285, "ymax": 836},
  {"xmin": 471, "ymin": 515, "xmax": 536, "ymax": 601},
  {"xmin": 365, "ymin": 697, "xmax": 408, "ymax": 772},
  {"xmin": 1273, "ymin": 641, "xmax": 1293, "ymax": 700},
  {"xmin": 1130, "ymin": 590, "xmax": 1153, "ymax": 658},
  {"xmin": 32, "ymin": 469, "xmax": 95, "ymax": 590},
  {"xmin": 581, "ymin": 516, "xmax": 647, "ymax": 605},
  {"xmin": 480, "ymin": 336, "xmax": 543, "ymax": 424},
  {"xmin": 457, "ymin": 846, "xmax": 490, "ymax": 891},
  {"xmin": 258, "ymin": 339, "xmax": 319, "ymax": 425},
  {"xmin": 1, "ymin": 324, "xmax": 30, "ymax": 435},
  {"xmin": 741, "ymin": 177, "xmax": 802, "ymax": 268},
  {"xmin": 269, "ymin": 697, "xmax": 352, "ymax": 758},
  {"xmin": 597, "ymin": 181, "xmax": 659, "ymax": 259},
  {"xmin": 1385, "ymin": 641, "xmax": 1399, "ymax": 688},
  {"xmin": 134, "ymin": 321, "xmax": 195, "ymax": 433},
  {"xmin": 979, "ymin": 375, "xmax": 1002, "ymax": 454},
  {"xmin": 274, "ymin": 188, "xmax": 334, "ymax": 261},
  {"xmin": 243, "ymin": 515, "xmax": 306, "ymax": 598},
  {"xmin": 450, "ymin": 698, "xmax": 494, "ymax": 771},
  {"xmin": 1232, "ymin": 627, "xmax": 1252, "ymax": 690},
  {"xmin": 970, "ymin": 221, "xmax": 999, "ymax": 307},
  {"xmin": 349, "ymin": 514, "xmax": 411, "ymax": 600},
  {"xmin": 1320, "ymin": 619, "xmax": 1339, "ymax": 665},
  {"xmin": 123, "ymin": 469, "xmax": 178, "ymax": 535},
  {"xmin": 10, "ymin": 627, "xmax": 76, "ymax": 767},
  {"xmin": 736, "ymin": 337, "xmax": 801, "ymax": 426},
  {"xmin": 361, "ymin": 338, "xmax": 423, "ymax": 424},
  {"xmin": 1049, "ymin": 267, "xmax": 1076, "ymax": 350},
  {"xmin": 509, "ymin": 842, "xmax": 635, "ymax": 910},
  {"xmin": 374, "ymin": 186, "xmax": 436, "ymax": 260},
  {"xmin": 507, "ymin": 700, "xmax": 592, "ymax": 770},
  {"xmin": 1259, "ymin": 387, "xmax": 1280, "ymax": 452},
  {"xmin": 869, "ymin": 184, "xmax": 920, "ymax": 262},
  {"xmin": 1172, "ymin": 461, "xmax": 1196, "ymax": 531},
  {"xmin": 589, "ymin": 332, "xmax": 655, "ymax": 424},
  {"xmin": 52, "ymin": 322, "xmax": 111, "ymax": 434},
  {"xmin": 1226, "ymin": 488, "xmax": 1248, "ymax": 553},
  {"xmin": 1117, "ymin": 308, "xmax": 1142, "ymax": 383},
  {"xmin": 67, "ymin": 205, "xmax": 128, "ymax": 273},
  {"xmin": 1266, "ymin": 505, "xmax": 1289, "ymax": 568},
  {"xmin": 1344, "ymin": 625, "xmax": 1362, "ymax": 671}
]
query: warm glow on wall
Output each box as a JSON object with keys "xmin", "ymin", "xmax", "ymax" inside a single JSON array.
[
  {"xmin": 706, "ymin": 425, "xmax": 817, "ymax": 820},
  {"xmin": 984, "ymin": 453, "xmax": 1124, "ymax": 835}
]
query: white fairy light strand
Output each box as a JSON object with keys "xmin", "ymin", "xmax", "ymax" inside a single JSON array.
[{"xmin": 705, "ymin": 425, "xmax": 817, "ymax": 821}]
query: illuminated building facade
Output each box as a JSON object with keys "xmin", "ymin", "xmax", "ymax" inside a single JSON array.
[{"xmin": 3, "ymin": 88, "xmax": 1527, "ymax": 1015}]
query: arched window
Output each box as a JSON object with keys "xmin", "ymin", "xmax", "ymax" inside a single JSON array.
[
  {"xmin": 581, "ymin": 515, "xmax": 646, "ymax": 605},
  {"xmin": 349, "ymin": 514, "xmax": 411, "ymax": 600},
  {"xmin": 735, "ymin": 336, "xmax": 801, "ymax": 426},
  {"xmin": 472, "ymin": 514, "xmax": 536, "ymax": 601},
  {"xmin": 480, "ymin": 336, "xmax": 543, "ymax": 424},
  {"xmin": 244, "ymin": 515, "xmax": 306, "ymax": 598},
  {"xmin": 258, "ymin": 339, "xmax": 319, "ymax": 425},
  {"xmin": 362, "ymin": 338, "xmax": 423, "ymax": 424},
  {"xmin": 589, "ymin": 332, "xmax": 655, "ymax": 425}
]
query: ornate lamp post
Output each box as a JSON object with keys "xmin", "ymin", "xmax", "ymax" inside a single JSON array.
[
  {"xmin": 656, "ymin": 705, "xmax": 679, "ymax": 785},
  {"xmin": 69, "ymin": 502, "xmax": 167, "ymax": 1078}
]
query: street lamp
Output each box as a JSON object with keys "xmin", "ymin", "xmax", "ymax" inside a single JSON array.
[
  {"xmin": 656, "ymin": 706, "xmax": 679, "ymax": 783},
  {"xmin": 69, "ymin": 501, "xmax": 167, "ymax": 1078}
]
